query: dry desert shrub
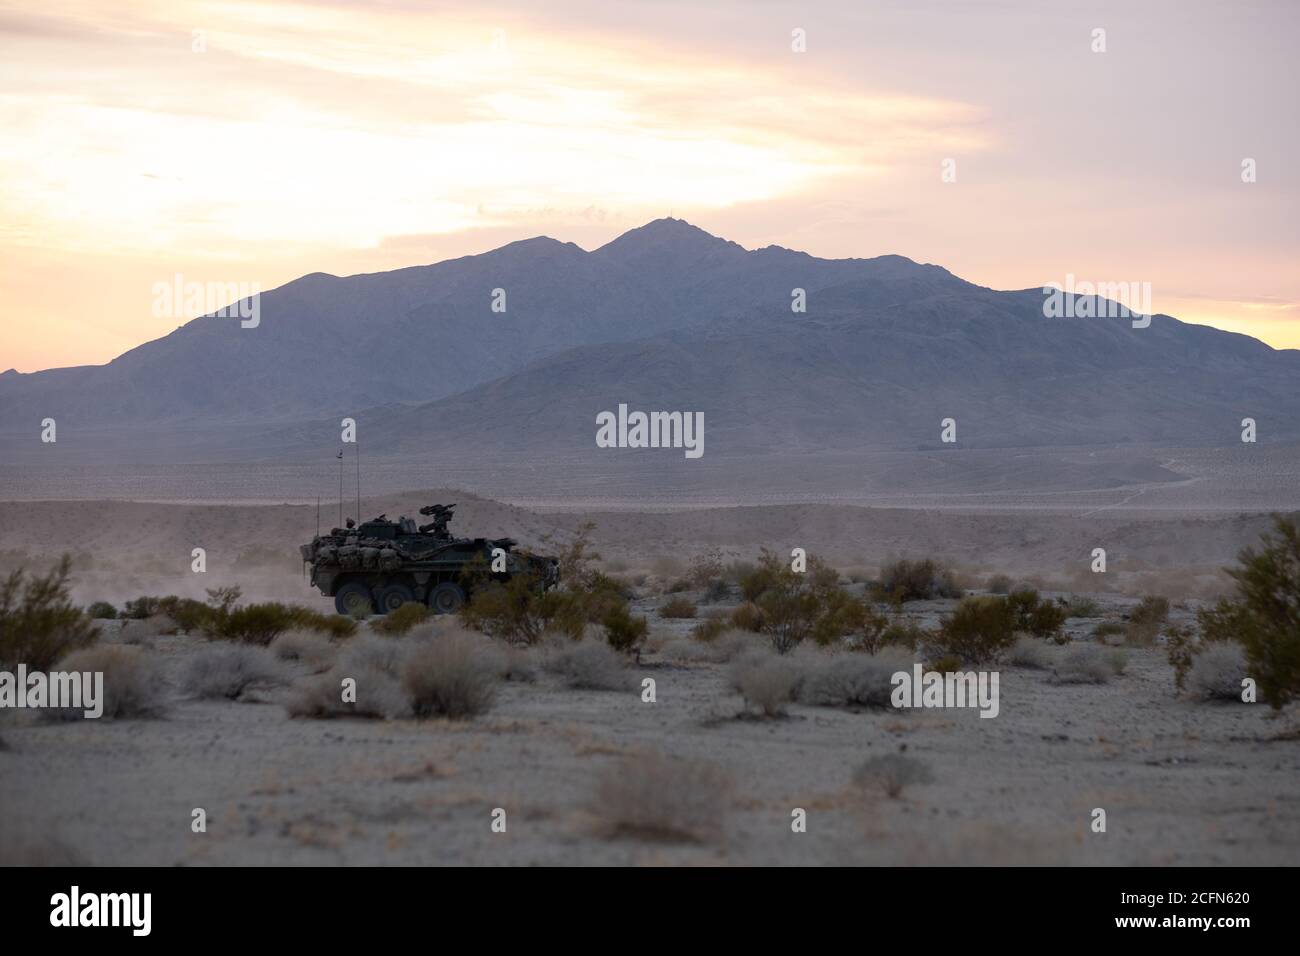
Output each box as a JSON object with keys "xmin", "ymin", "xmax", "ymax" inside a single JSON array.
[
  {"xmin": 1007, "ymin": 635, "xmax": 1053, "ymax": 669},
  {"xmin": 877, "ymin": 557, "xmax": 961, "ymax": 603},
  {"xmin": 286, "ymin": 635, "xmax": 411, "ymax": 719},
  {"xmin": 85, "ymin": 601, "xmax": 118, "ymax": 620},
  {"xmin": 656, "ymin": 637, "xmax": 712, "ymax": 663},
  {"xmin": 728, "ymin": 651, "xmax": 800, "ymax": 716},
  {"xmin": 269, "ymin": 629, "xmax": 336, "ymax": 670},
  {"xmin": 493, "ymin": 643, "xmax": 538, "ymax": 683},
  {"xmin": 797, "ymin": 650, "xmax": 909, "ymax": 708},
  {"xmin": 689, "ymin": 613, "xmax": 728, "ymax": 642},
  {"xmin": 1060, "ymin": 594, "xmax": 1101, "ymax": 618},
  {"xmin": 930, "ymin": 595, "xmax": 1017, "ymax": 664},
  {"xmin": 1092, "ymin": 620, "xmax": 1126, "ymax": 644},
  {"xmin": 401, "ymin": 630, "xmax": 499, "ymax": 719},
  {"xmin": 1049, "ymin": 645, "xmax": 1111, "ymax": 685},
  {"xmin": 658, "ymin": 596, "xmax": 697, "ymax": 619},
  {"xmin": 1196, "ymin": 515, "xmax": 1300, "ymax": 708},
  {"xmin": 1124, "ymin": 595, "xmax": 1170, "ymax": 646},
  {"xmin": 117, "ymin": 614, "xmax": 174, "ymax": 644},
  {"xmin": 590, "ymin": 752, "xmax": 733, "ymax": 843},
  {"xmin": 1105, "ymin": 648, "xmax": 1130, "ymax": 676},
  {"xmin": 181, "ymin": 643, "xmax": 287, "ymax": 701},
  {"xmin": 0, "ymin": 555, "xmax": 99, "ymax": 671},
  {"xmin": 602, "ymin": 603, "xmax": 648, "ymax": 653},
  {"xmin": 985, "ymin": 573, "xmax": 1013, "ymax": 595},
  {"xmin": 728, "ymin": 601, "xmax": 765, "ymax": 633},
  {"xmin": 853, "ymin": 753, "xmax": 933, "ymax": 799},
  {"xmin": 46, "ymin": 645, "xmax": 167, "ymax": 720},
  {"xmin": 1187, "ymin": 642, "xmax": 1249, "ymax": 701},
  {"xmin": 542, "ymin": 639, "xmax": 631, "ymax": 690},
  {"xmin": 371, "ymin": 601, "xmax": 432, "ymax": 635}
]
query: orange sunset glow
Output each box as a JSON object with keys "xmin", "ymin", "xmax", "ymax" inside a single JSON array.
[{"xmin": 2, "ymin": 0, "xmax": 1297, "ymax": 371}]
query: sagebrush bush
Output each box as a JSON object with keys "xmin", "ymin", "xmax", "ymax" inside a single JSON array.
[
  {"xmin": 590, "ymin": 753, "xmax": 732, "ymax": 843},
  {"xmin": 286, "ymin": 635, "xmax": 411, "ymax": 719},
  {"xmin": 1125, "ymin": 595, "xmax": 1170, "ymax": 646},
  {"xmin": 542, "ymin": 640, "xmax": 631, "ymax": 690},
  {"xmin": 1007, "ymin": 589, "xmax": 1068, "ymax": 641},
  {"xmin": 736, "ymin": 549, "xmax": 866, "ymax": 653},
  {"xmin": 855, "ymin": 604, "xmax": 892, "ymax": 652},
  {"xmin": 1007, "ymin": 635, "xmax": 1052, "ymax": 669},
  {"xmin": 182, "ymin": 644, "xmax": 286, "ymax": 701},
  {"xmin": 371, "ymin": 601, "xmax": 432, "ymax": 635},
  {"xmin": 1092, "ymin": 620, "xmax": 1126, "ymax": 643},
  {"xmin": 48, "ymin": 645, "xmax": 166, "ymax": 719},
  {"xmin": 728, "ymin": 652, "xmax": 799, "ymax": 716},
  {"xmin": 1061, "ymin": 595, "xmax": 1101, "ymax": 618},
  {"xmin": 203, "ymin": 600, "xmax": 299, "ymax": 645},
  {"xmin": 931, "ymin": 595, "xmax": 1017, "ymax": 664},
  {"xmin": 401, "ymin": 631, "xmax": 499, "ymax": 719},
  {"xmin": 673, "ymin": 628, "xmax": 759, "ymax": 664},
  {"xmin": 702, "ymin": 578, "xmax": 732, "ymax": 603},
  {"xmin": 798, "ymin": 651, "xmax": 907, "ymax": 708},
  {"xmin": 123, "ymin": 595, "xmax": 212, "ymax": 632},
  {"xmin": 1187, "ymin": 641, "xmax": 1249, "ymax": 701},
  {"xmin": 691, "ymin": 614, "xmax": 729, "ymax": 641},
  {"xmin": 879, "ymin": 615, "xmax": 928, "ymax": 650},
  {"xmin": 494, "ymin": 644, "xmax": 538, "ymax": 683},
  {"xmin": 0, "ymin": 556, "xmax": 99, "ymax": 670},
  {"xmin": 1049, "ymin": 646, "xmax": 1111, "ymax": 685},
  {"xmin": 853, "ymin": 753, "xmax": 933, "ymax": 799},
  {"xmin": 985, "ymin": 573, "xmax": 1013, "ymax": 595},
  {"xmin": 603, "ymin": 604, "xmax": 648, "ymax": 653},
  {"xmin": 289, "ymin": 607, "xmax": 357, "ymax": 638},
  {"xmin": 878, "ymin": 558, "xmax": 960, "ymax": 603},
  {"xmin": 85, "ymin": 601, "xmax": 118, "ymax": 620},
  {"xmin": 728, "ymin": 601, "xmax": 765, "ymax": 632},
  {"xmin": 658, "ymin": 596, "xmax": 697, "ymax": 619},
  {"xmin": 118, "ymin": 615, "xmax": 172, "ymax": 644},
  {"xmin": 269, "ymin": 629, "xmax": 336, "ymax": 669},
  {"xmin": 1196, "ymin": 515, "xmax": 1300, "ymax": 708}
]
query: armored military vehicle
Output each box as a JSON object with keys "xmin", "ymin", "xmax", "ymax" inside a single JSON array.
[{"xmin": 300, "ymin": 503, "xmax": 559, "ymax": 615}]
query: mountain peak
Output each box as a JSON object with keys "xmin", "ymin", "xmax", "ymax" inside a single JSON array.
[{"xmin": 595, "ymin": 217, "xmax": 745, "ymax": 266}]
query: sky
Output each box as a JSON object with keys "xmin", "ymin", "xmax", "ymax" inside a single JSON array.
[{"xmin": 1, "ymin": 0, "xmax": 1296, "ymax": 372}]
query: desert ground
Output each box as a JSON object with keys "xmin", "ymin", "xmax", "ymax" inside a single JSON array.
[
  {"xmin": 1, "ymin": 488, "xmax": 1298, "ymax": 866},
  {"xmin": 2, "ymin": 592, "xmax": 1297, "ymax": 866}
]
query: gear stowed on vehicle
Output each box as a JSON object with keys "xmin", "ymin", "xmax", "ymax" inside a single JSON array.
[{"xmin": 300, "ymin": 503, "xmax": 560, "ymax": 615}]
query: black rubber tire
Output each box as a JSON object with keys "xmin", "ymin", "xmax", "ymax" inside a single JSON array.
[
  {"xmin": 427, "ymin": 582, "xmax": 466, "ymax": 615},
  {"xmin": 376, "ymin": 583, "xmax": 415, "ymax": 614},
  {"xmin": 334, "ymin": 581, "xmax": 373, "ymax": 616}
]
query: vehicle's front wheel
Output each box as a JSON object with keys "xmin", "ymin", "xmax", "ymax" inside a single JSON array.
[
  {"xmin": 334, "ymin": 581, "xmax": 373, "ymax": 616},
  {"xmin": 376, "ymin": 583, "xmax": 415, "ymax": 614},
  {"xmin": 427, "ymin": 582, "xmax": 466, "ymax": 615}
]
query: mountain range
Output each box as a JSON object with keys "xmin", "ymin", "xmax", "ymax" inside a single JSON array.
[{"xmin": 4, "ymin": 218, "xmax": 1299, "ymax": 459}]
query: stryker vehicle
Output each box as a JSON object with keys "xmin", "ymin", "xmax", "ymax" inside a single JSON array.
[{"xmin": 300, "ymin": 503, "xmax": 559, "ymax": 615}]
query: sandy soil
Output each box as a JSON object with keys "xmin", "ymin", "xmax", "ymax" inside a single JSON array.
[
  {"xmin": 2, "ymin": 591, "xmax": 1298, "ymax": 867},
  {"xmin": 2, "ymin": 492, "xmax": 1296, "ymax": 866},
  {"xmin": 0, "ymin": 491, "xmax": 1279, "ymax": 606}
]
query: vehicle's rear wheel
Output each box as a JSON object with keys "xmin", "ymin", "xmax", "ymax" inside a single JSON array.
[
  {"xmin": 334, "ymin": 581, "xmax": 373, "ymax": 616},
  {"xmin": 427, "ymin": 582, "xmax": 466, "ymax": 615},
  {"xmin": 376, "ymin": 583, "xmax": 415, "ymax": 614}
]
